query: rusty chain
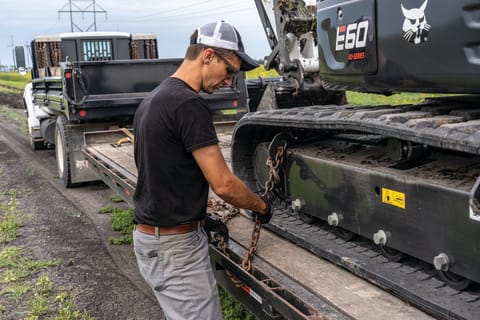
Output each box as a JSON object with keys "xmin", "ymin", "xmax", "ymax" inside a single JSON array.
[{"xmin": 207, "ymin": 144, "xmax": 285, "ymax": 286}]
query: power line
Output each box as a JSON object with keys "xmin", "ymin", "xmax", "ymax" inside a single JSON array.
[
  {"xmin": 109, "ymin": 3, "xmax": 253, "ymax": 24},
  {"xmin": 58, "ymin": 0, "xmax": 107, "ymax": 32}
]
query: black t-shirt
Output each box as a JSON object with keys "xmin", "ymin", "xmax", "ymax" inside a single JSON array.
[{"xmin": 132, "ymin": 77, "xmax": 218, "ymax": 227}]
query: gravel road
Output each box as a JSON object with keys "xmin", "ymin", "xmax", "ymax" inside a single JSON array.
[{"xmin": 0, "ymin": 109, "xmax": 163, "ymax": 319}]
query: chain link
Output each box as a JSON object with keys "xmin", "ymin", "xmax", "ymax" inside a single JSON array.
[{"xmin": 207, "ymin": 144, "xmax": 285, "ymax": 286}]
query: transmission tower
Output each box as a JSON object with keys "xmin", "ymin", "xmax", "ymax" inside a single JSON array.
[{"xmin": 58, "ymin": 0, "xmax": 107, "ymax": 32}]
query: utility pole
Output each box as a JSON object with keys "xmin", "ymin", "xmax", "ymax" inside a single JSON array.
[
  {"xmin": 7, "ymin": 35, "xmax": 16, "ymax": 70},
  {"xmin": 58, "ymin": 0, "xmax": 107, "ymax": 32},
  {"xmin": 24, "ymin": 42, "xmax": 32, "ymax": 69}
]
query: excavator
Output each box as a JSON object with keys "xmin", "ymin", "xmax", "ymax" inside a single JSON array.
[
  {"xmin": 232, "ymin": 0, "xmax": 480, "ymax": 317},
  {"xmin": 81, "ymin": 1, "xmax": 480, "ymax": 318}
]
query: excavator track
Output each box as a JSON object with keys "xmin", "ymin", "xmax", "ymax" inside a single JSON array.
[
  {"xmin": 237, "ymin": 96, "xmax": 480, "ymax": 156},
  {"xmin": 232, "ymin": 98, "xmax": 480, "ymax": 320},
  {"xmin": 266, "ymin": 207, "xmax": 480, "ymax": 320}
]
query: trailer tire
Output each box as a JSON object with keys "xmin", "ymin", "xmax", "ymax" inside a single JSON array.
[
  {"xmin": 30, "ymin": 136, "xmax": 47, "ymax": 151},
  {"xmin": 55, "ymin": 115, "xmax": 74, "ymax": 187}
]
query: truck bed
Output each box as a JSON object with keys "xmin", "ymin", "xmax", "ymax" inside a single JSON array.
[{"xmin": 82, "ymin": 129, "xmax": 432, "ymax": 320}]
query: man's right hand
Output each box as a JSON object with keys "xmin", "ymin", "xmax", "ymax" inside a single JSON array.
[{"xmin": 250, "ymin": 196, "xmax": 273, "ymax": 224}]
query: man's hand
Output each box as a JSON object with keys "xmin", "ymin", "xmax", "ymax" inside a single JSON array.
[
  {"xmin": 204, "ymin": 215, "xmax": 229, "ymax": 242},
  {"xmin": 250, "ymin": 196, "xmax": 273, "ymax": 224}
]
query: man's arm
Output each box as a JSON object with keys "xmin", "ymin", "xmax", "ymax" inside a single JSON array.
[{"xmin": 192, "ymin": 144, "xmax": 267, "ymax": 214}]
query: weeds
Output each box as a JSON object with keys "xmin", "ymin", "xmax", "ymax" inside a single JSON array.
[
  {"xmin": 29, "ymin": 294, "xmax": 50, "ymax": 317},
  {"xmin": 98, "ymin": 202, "xmax": 134, "ymax": 244},
  {"xmin": 0, "ymin": 245, "xmax": 91, "ymax": 319},
  {"xmin": 0, "ymin": 246, "xmax": 60, "ymax": 283},
  {"xmin": 0, "ymin": 188, "xmax": 91, "ymax": 319},
  {"xmin": 0, "ymin": 190, "xmax": 28, "ymax": 243},
  {"xmin": 0, "ymin": 105, "xmax": 28, "ymax": 135},
  {"xmin": 219, "ymin": 286, "xmax": 255, "ymax": 320},
  {"xmin": 1, "ymin": 284, "xmax": 30, "ymax": 302},
  {"xmin": 110, "ymin": 194, "xmax": 124, "ymax": 203},
  {"xmin": 97, "ymin": 206, "xmax": 114, "ymax": 214},
  {"xmin": 53, "ymin": 292, "xmax": 95, "ymax": 320}
]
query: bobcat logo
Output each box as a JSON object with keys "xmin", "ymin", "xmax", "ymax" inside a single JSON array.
[{"xmin": 401, "ymin": 0, "xmax": 430, "ymax": 44}]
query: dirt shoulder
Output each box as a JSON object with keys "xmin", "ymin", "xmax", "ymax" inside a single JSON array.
[{"xmin": 0, "ymin": 111, "xmax": 162, "ymax": 318}]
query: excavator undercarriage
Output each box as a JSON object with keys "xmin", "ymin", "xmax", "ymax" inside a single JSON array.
[{"xmin": 236, "ymin": 1, "xmax": 480, "ymax": 318}]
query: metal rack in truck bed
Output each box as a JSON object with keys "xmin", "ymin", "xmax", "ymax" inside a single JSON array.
[
  {"xmin": 23, "ymin": 32, "xmax": 247, "ymax": 188},
  {"xmin": 82, "ymin": 129, "xmax": 432, "ymax": 320}
]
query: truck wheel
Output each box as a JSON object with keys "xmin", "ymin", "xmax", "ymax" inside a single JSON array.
[{"xmin": 55, "ymin": 115, "xmax": 73, "ymax": 187}]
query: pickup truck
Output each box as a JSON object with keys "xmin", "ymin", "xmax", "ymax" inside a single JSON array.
[{"xmin": 23, "ymin": 32, "xmax": 246, "ymax": 187}]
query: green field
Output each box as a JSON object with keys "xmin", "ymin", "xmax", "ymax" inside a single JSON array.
[
  {"xmin": 347, "ymin": 91, "xmax": 454, "ymax": 106},
  {"xmin": 246, "ymin": 66, "xmax": 453, "ymax": 106},
  {"xmin": 246, "ymin": 64, "xmax": 279, "ymax": 79},
  {"xmin": 0, "ymin": 72, "xmax": 31, "ymax": 94}
]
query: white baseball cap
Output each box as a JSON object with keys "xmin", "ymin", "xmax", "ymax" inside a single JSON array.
[{"xmin": 190, "ymin": 21, "xmax": 259, "ymax": 71}]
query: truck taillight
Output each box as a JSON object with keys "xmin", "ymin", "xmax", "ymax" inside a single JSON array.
[{"xmin": 79, "ymin": 110, "xmax": 87, "ymax": 117}]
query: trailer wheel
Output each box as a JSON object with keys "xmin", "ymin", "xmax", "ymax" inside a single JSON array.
[
  {"xmin": 55, "ymin": 115, "xmax": 73, "ymax": 187},
  {"xmin": 30, "ymin": 136, "xmax": 46, "ymax": 151}
]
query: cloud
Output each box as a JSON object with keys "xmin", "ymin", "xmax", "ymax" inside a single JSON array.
[{"xmin": 0, "ymin": 0, "xmax": 270, "ymax": 66}]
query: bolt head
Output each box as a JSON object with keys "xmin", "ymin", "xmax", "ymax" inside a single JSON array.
[
  {"xmin": 433, "ymin": 253, "xmax": 450, "ymax": 271},
  {"xmin": 291, "ymin": 199, "xmax": 302, "ymax": 212},
  {"xmin": 373, "ymin": 230, "xmax": 387, "ymax": 246},
  {"xmin": 327, "ymin": 212, "xmax": 339, "ymax": 226}
]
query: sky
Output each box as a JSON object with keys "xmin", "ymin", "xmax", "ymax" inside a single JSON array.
[{"xmin": 0, "ymin": 0, "xmax": 272, "ymax": 68}]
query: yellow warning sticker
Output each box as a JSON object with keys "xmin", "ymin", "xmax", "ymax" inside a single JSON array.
[{"xmin": 381, "ymin": 188, "xmax": 406, "ymax": 209}]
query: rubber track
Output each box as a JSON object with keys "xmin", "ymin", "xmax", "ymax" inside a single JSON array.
[
  {"xmin": 237, "ymin": 98, "xmax": 480, "ymax": 155},
  {"xmin": 236, "ymin": 100, "xmax": 480, "ymax": 317},
  {"xmin": 266, "ymin": 208, "xmax": 480, "ymax": 320}
]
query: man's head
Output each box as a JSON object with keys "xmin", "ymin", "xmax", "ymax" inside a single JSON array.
[
  {"xmin": 176, "ymin": 21, "xmax": 258, "ymax": 94},
  {"xmin": 189, "ymin": 21, "xmax": 259, "ymax": 72}
]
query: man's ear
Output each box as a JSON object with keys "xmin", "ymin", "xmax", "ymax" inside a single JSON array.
[{"xmin": 203, "ymin": 48, "xmax": 214, "ymax": 65}]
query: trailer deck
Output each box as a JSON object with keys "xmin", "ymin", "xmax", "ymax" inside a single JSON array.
[{"xmin": 82, "ymin": 129, "xmax": 432, "ymax": 320}]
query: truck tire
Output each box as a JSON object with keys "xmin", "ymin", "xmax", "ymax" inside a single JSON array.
[{"xmin": 55, "ymin": 115, "xmax": 73, "ymax": 187}]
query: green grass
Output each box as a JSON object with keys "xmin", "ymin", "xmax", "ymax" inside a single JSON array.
[
  {"xmin": 246, "ymin": 65, "xmax": 279, "ymax": 79},
  {"xmin": 97, "ymin": 204, "xmax": 134, "ymax": 245},
  {"xmin": 0, "ymin": 190, "xmax": 29, "ymax": 243},
  {"xmin": 110, "ymin": 207, "xmax": 134, "ymax": 245},
  {"xmin": 246, "ymin": 66, "xmax": 456, "ymax": 107},
  {"xmin": 0, "ymin": 72, "xmax": 31, "ymax": 90},
  {"xmin": 219, "ymin": 286, "xmax": 255, "ymax": 320},
  {"xmin": 0, "ymin": 105, "xmax": 28, "ymax": 135},
  {"xmin": 0, "ymin": 247, "xmax": 60, "ymax": 283},
  {"xmin": 0, "ymin": 186, "xmax": 93, "ymax": 319},
  {"xmin": 109, "ymin": 194, "xmax": 124, "ymax": 203},
  {"xmin": 347, "ymin": 91, "xmax": 455, "ymax": 106}
]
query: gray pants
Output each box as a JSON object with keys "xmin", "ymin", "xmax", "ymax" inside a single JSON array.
[{"xmin": 133, "ymin": 225, "xmax": 223, "ymax": 320}]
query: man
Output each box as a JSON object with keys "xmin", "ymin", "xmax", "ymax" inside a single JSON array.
[{"xmin": 132, "ymin": 21, "xmax": 272, "ymax": 320}]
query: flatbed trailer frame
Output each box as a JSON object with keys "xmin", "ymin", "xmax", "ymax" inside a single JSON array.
[
  {"xmin": 82, "ymin": 129, "xmax": 337, "ymax": 319},
  {"xmin": 82, "ymin": 129, "xmax": 433, "ymax": 320}
]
